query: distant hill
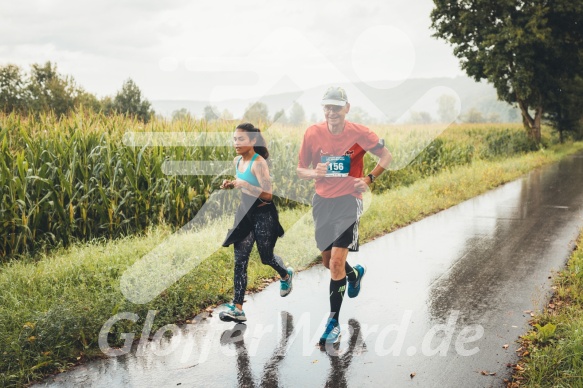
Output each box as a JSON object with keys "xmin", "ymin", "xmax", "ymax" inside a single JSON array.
[{"xmin": 151, "ymin": 76, "xmax": 521, "ymax": 123}]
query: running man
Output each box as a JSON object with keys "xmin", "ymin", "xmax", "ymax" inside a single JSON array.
[{"xmin": 297, "ymin": 87, "xmax": 392, "ymax": 345}]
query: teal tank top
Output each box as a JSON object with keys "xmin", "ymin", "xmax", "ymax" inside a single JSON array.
[{"xmin": 236, "ymin": 153, "xmax": 261, "ymax": 187}]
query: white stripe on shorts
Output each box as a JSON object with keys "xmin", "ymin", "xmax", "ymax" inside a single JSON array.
[{"xmin": 347, "ymin": 197, "xmax": 363, "ymax": 250}]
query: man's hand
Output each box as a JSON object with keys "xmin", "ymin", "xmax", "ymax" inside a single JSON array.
[
  {"xmin": 313, "ymin": 161, "xmax": 329, "ymax": 179},
  {"xmin": 354, "ymin": 177, "xmax": 370, "ymax": 193},
  {"xmin": 297, "ymin": 162, "xmax": 329, "ymax": 181}
]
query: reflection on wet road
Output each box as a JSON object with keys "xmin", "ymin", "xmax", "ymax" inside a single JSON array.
[
  {"xmin": 39, "ymin": 154, "xmax": 583, "ymax": 387},
  {"xmin": 217, "ymin": 315, "xmax": 365, "ymax": 388}
]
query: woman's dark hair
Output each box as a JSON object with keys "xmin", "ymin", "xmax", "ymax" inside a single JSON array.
[{"xmin": 236, "ymin": 123, "xmax": 269, "ymax": 160}]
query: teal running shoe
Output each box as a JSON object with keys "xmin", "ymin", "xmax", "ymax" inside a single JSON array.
[
  {"xmin": 280, "ymin": 267, "xmax": 294, "ymax": 297},
  {"xmin": 319, "ymin": 318, "xmax": 341, "ymax": 346},
  {"xmin": 347, "ymin": 264, "xmax": 366, "ymax": 298},
  {"xmin": 219, "ymin": 304, "xmax": 247, "ymax": 323}
]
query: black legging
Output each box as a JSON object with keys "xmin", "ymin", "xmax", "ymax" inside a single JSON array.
[{"xmin": 233, "ymin": 210, "xmax": 288, "ymax": 305}]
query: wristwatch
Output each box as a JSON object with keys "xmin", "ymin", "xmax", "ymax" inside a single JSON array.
[{"xmin": 367, "ymin": 173, "xmax": 376, "ymax": 183}]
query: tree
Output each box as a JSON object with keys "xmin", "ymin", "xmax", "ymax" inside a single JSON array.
[
  {"xmin": 74, "ymin": 88, "xmax": 101, "ymax": 112},
  {"xmin": 506, "ymin": 107, "xmax": 520, "ymax": 123},
  {"xmin": 409, "ymin": 111, "xmax": 433, "ymax": 124},
  {"xmin": 288, "ymin": 102, "xmax": 305, "ymax": 125},
  {"xmin": 221, "ymin": 108, "xmax": 233, "ymax": 120},
  {"xmin": 172, "ymin": 108, "xmax": 192, "ymax": 121},
  {"xmin": 545, "ymin": 76, "xmax": 583, "ymax": 142},
  {"xmin": 349, "ymin": 106, "xmax": 375, "ymax": 125},
  {"xmin": 27, "ymin": 61, "xmax": 78, "ymax": 117},
  {"xmin": 436, "ymin": 94, "xmax": 458, "ymax": 123},
  {"xmin": 1, "ymin": 62, "xmax": 105, "ymax": 116},
  {"xmin": 273, "ymin": 109, "xmax": 288, "ymax": 124},
  {"xmin": 203, "ymin": 105, "xmax": 219, "ymax": 121},
  {"xmin": 431, "ymin": 0, "xmax": 583, "ymax": 143},
  {"xmin": 112, "ymin": 78, "xmax": 154, "ymax": 123},
  {"xmin": 487, "ymin": 113, "xmax": 502, "ymax": 123},
  {"xmin": 100, "ymin": 96, "xmax": 115, "ymax": 116},
  {"xmin": 0, "ymin": 64, "xmax": 27, "ymax": 113},
  {"xmin": 463, "ymin": 108, "xmax": 485, "ymax": 123},
  {"xmin": 243, "ymin": 102, "xmax": 269, "ymax": 124}
]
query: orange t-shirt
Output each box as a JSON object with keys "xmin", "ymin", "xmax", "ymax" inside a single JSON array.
[{"xmin": 298, "ymin": 121, "xmax": 380, "ymax": 199}]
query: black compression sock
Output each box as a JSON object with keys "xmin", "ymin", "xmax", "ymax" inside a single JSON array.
[
  {"xmin": 345, "ymin": 262, "xmax": 357, "ymax": 282},
  {"xmin": 329, "ymin": 278, "xmax": 347, "ymax": 321}
]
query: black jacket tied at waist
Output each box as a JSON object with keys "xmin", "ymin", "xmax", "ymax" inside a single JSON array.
[{"xmin": 222, "ymin": 193, "xmax": 285, "ymax": 247}]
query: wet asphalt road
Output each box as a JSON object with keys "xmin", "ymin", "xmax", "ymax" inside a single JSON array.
[{"xmin": 39, "ymin": 153, "xmax": 583, "ymax": 388}]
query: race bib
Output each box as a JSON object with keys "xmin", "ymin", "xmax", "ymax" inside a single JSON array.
[{"xmin": 321, "ymin": 155, "xmax": 350, "ymax": 177}]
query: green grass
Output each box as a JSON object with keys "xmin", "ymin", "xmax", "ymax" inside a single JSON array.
[
  {"xmin": 0, "ymin": 112, "xmax": 542, "ymax": 259},
  {"xmin": 510, "ymin": 228, "xmax": 583, "ymax": 387},
  {"xmin": 360, "ymin": 143, "xmax": 583, "ymax": 239},
  {"xmin": 1, "ymin": 139, "xmax": 583, "ymax": 386}
]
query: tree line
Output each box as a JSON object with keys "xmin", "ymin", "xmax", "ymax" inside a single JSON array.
[
  {"xmin": 0, "ymin": 61, "xmax": 306, "ymax": 126},
  {"xmin": 191, "ymin": 101, "xmax": 307, "ymax": 125},
  {"xmin": 431, "ymin": 0, "xmax": 583, "ymax": 142},
  {"xmin": 0, "ymin": 61, "xmax": 154, "ymax": 122}
]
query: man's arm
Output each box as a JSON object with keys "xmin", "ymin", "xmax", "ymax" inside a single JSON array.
[
  {"xmin": 297, "ymin": 162, "xmax": 329, "ymax": 180},
  {"xmin": 367, "ymin": 147, "xmax": 392, "ymax": 182},
  {"xmin": 354, "ymin": 147, "xmax": 392, "ymax": 192},
  {"xmin": 297, "ymin": 130, "xmax": 328, "ymax": 180}
]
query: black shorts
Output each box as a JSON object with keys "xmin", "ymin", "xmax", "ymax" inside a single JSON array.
[{"xmin": 312, "ymin": 193, "xmax": 363, "ymax": 252}]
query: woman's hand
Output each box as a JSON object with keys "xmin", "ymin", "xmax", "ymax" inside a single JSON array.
[
  {"xmin": 221, "ymin": 178, "xmax": 252, "ymax": 192},
  {"xmin": 220, "ymin": 179, "xmax": 235, "ymax": 189},
  {"xmin": 231, "ymin": 178, "xmax": 248, "ymax": 190}
]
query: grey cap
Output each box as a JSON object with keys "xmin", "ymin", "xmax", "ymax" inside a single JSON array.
[{"xmin": 321, "ymin": 86, "xmax": 348, "ymax": 106}]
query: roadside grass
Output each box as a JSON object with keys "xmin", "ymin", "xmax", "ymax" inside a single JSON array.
[
  {"xmin": 359, "ymin": 142, "xmax": 583, "ymax": 240},
  {"xmin": 509, "ymin": 229, "xmax": 583, "ymax": 387},
  {"xmin": 1, "ymin": 141, "xmax": 583, "ymax": 386}
]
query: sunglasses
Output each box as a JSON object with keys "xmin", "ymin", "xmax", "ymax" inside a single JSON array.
[{"xmin": 323, "ymin": 105, "xmax": 344, "ymax": 113}]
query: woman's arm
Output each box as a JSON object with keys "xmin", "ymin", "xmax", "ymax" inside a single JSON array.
[
  {"xmin": 233, "ymin": 157, "xmax": 273, "ymax": 201},
  {"xmin": 220, "ymin": 156, "xmax": 240, "ymax": 189},
  {"xmin": 252, "ymin": 159, "xmax": 273, "ymax": 201}
]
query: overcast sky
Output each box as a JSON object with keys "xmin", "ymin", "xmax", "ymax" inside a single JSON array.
[{"xmin": 0, "ymin": 0, "xmax": 464, "ymax": 104}]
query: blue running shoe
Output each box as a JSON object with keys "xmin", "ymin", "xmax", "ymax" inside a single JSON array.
[
  {"xmin": 319, "ymin": 318, "xmax": 341, "ymax": 346},
  {"xmin": 219, "ymin": 304, "xmax": 247, "ymax": 323},
  {"xmin": 347, "ymin": 264, "xmax": 366, "ymax": 298},
  {"xmin": 280, "ymin": 267, "xmax": 294, "ymax": 297}
]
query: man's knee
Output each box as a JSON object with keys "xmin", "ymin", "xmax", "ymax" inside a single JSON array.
[{"xmin": 329, "ymin": 258, "xmax": 344, "ymax": 272}]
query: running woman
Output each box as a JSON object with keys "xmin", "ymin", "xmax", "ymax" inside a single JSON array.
[{"xmin": 219, "ymin": 123, "xmax": 294, "ymax": 323}]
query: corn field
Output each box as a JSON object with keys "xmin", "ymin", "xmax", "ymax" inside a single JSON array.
[{"xmin": 0, "ymin": 111, "xmax": 539, "ymax": 259}]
